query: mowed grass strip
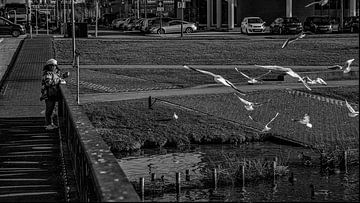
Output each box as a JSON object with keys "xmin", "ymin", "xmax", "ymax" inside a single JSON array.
[{"xmin": 54, "ymin": 36, "xmax": 359, "ymax": 66}]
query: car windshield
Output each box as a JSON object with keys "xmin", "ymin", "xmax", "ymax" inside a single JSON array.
[
  {"xmin": 284, "ymin": 18, "xmax": 299, "ymax": 23},
  {"xmin": 248, "ymin": 18, "xmax": 263, "ymax": 23}
]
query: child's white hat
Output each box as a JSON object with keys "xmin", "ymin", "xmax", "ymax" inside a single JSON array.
[{"xmin": 46, "ymin": 59, "xmax": 57, "ymax": 66}]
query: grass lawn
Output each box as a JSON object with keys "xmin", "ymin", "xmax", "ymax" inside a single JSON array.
[{"xmin": 54, "ymin": 35, "xmax": 359, "ymax": 66}]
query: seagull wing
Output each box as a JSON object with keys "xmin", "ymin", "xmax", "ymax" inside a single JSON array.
[
  {"xmin": 328, "ymin": 65, "xmax": 343, "ymax": 70},
  {"xmin": 316, "ymin": 78, "xmax": 327, "ymax": 85},
  {"xmin": 303, "ymin": 114, "xmax": 310, "ymax": 123},
  {"xmin": 226, "ymin": 79, "xmax": 247, "ymax": 95},
  {"xmin": 183, "ymin": 65, "xmax": 218, "ymax": 77},
  {"xmin": 236, "ymin": 70, "xmax": 252, "ymax": 80},
  {"xmin": 266, "ymin": 112, "xmax": 280, "ymax": 126},
  {"xmin": 234, "ymin": 93, "xmax": 252, "ymax": 105},
  {"xmin": 255, "ymin": 65, "xmax": 290, "ymax": 72},
  {"xmin": 345, "ymin": 59, "xmax": 355, "ymax": 68},
  {"xmin": 305, "ymin": 1, "xmax": 320, "ymax": 7},
  {"xmin": 285, "ymin": 69, "xmax": 302, "ymax": 78},
  {"xmin": 254, "ymin": 70, "xmax": 272, "ymax": 79},
  {"xmin": 320, "ymin": 0, "xmax": 329, "ymax": 6},
  {"xmin": 282, "ymin": 38, "xmax": 291, "ymax": 49},
  {"xmin": 345, "ymin": 100, "xmax": 356, "ymax": 113}
]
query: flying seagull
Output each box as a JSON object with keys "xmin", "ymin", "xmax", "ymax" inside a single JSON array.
[
  {"xmin": 249, "ymin": 112, "xmax": 280, "ymax": 132},
  {"xmin": 183, "ymin": 65, "xmax": 246, "ymax": 95},
  {"xmin": 345, "ymin": 100, "xmax": 359, "ymax": 117},
  {"xmin": 292, "ymin": 113, "xmax": 312, "ymax": 128},
  {"xmin": 233, "ymin": 93, "xmax": 269, "ymax": 111},
  {"xmin": 328, "ymin": 59, "xmax": 355, "ymax": 74},
  {"xmin": 235, "ymin": 68, "xmax": 272, "ymax": 84},
  {"xmin": 302, "ymin": 76, "xmax": 327, "ymax": 85},
  {"xmin": 255, "ymin": 65, "xmax": 312, "ymax": 91},
  {"xmin": 173, "ymin": 112, "xmax": 179, "ymax": 120},
  {"xmin": 305, "ymin": 0, "xmax": 329, "ymax": 8},
  {"xmin": 282, "ymin": 32, "xmax": 306, "ymax": 49}
]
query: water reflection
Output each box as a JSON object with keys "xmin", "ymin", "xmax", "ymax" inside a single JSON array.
[{"xmin": 117, "ymin": 142, "xmax": 359, "ymax": 202}]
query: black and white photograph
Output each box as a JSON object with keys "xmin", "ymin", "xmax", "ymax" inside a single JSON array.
[{"xmin": 0, "ymin": 0, "xmax": 359, "ymax": 202}]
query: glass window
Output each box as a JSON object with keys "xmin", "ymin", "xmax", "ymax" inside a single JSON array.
[{"xmin": 248, "ymin": 18, "xmax": 263, "ymax": 23}]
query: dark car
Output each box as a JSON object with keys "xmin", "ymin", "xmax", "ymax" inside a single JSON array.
[
  {"xmin": 303, "ymin": 16, "xmax": 333, "ymax": 33},
  {"xmin": 343, "ymin": 16, "xmax": 359, "ymax": 33},
  {"xmin": 0, "ymin": 16, "xmax": 26, "ymax": 37},
  {"xmin": 270, "ymin": 17, "xmax": 303, "ymax": 34}
]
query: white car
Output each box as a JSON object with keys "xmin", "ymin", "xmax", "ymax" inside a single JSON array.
[
  {"xmin": 241, "ymin": 17, "xmax": 266, "ymax": 35},
  {"xmin": 149, "ymin": 20, "xmax": 197, "ymax": 34}
]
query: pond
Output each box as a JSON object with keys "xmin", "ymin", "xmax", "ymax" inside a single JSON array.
[{"xmin": 117, "ymin": 142, "xmax": 359, "ymax": 202}]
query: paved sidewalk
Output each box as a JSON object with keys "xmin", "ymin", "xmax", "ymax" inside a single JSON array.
[{"xmin": 0, "ymin": 36, "xmax": 52, "ymax": 117}]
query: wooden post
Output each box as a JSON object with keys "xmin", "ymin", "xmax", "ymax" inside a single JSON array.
[
  {"xmin": 176, "ymin": 172, "xmax": 181, "ymax": 194},
  {"xmin": 343, "ymin": 150, "xmax": 348, "ymax": 173},
  {"xmin": 139, "ymin": 177, "xmax": 144, "ymax": 201},
  {"xmin": 185, "ymin": 169, "xmax": 190, "ymax": 181},
  {"xmin": 273, "ymin": 157, "xmax": 277, "ymax": 179},
  {"xmin": 241, "ymin": 164, "xmax": 245, "ymax": 191},
  {"xmin": 213, "ymin": 168, "xmax": 217, "ymax": 189},
  {"xmin": 151, "ymin": 173, "xmax": 156, "ymax": 181},
  {"xmin": 148, "ymin": 96, "xmax": 152, "ymax": 109}
]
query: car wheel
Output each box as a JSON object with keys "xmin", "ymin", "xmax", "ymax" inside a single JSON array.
[
  {"xmin": 185, "ymin": 27, "xmax": 193, "ymax": 33},
  {"xmin": 246, "ymin": 28, "xmax": 249, "ymax": 35},
  {"xmin": 12, "ymin": 30, "xmax": 20, "ymax": 37},
  {"xmin": 157, "ymin": 28, "xmax": 165, "ymax": 34}
]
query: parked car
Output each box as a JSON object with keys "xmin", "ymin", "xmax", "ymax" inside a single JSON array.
[
  {"xmin": 140, "ymin": 17, "xmax": 174, "ymax": 33},
  {"xmin": 303, "ymin": 16, "xmax": 334, "ymax": 33},
  {"xmin": 111, "ymin": 18, "xmax": 126, "ymax": 30},
  {"xmin": 0, "ymin": 16, "xmax": 26, "ymax": 37},
  {"xmin": 270, "ymin": 17, "xmax": 303, "ymax": 34},
  {"xmin": 343, "ymin": 16, "xmax": 359, "ymax": 33},
  {"xmin": 240, "ymin": 17, "xmax": 266, "ymax": 34},
  {"xmin": 149, "ymin": 20, "xmax": 197, "ymax": 34}
]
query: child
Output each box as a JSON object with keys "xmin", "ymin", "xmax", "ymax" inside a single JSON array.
[{"xmin": 40, "ymin": 58, "xmax": 69, "ymax": 130}]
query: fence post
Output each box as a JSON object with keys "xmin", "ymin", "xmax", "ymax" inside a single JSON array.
[
  {"xmin": 139, "ymin": 177, "xmax": 144, "ymax": 202},
  {"xmin": 148, "ymin": 96, "xmax": 152, "ymax": 109},
  {"xmin": 176, "ymin": 172, "xmax": 181, "ymax": 194},
  {"xmin": 185, "ymin": 169, "xmax": 190, "ymax": 181},
  {"xmin": 213, "ymin": 168, "xmax": 217, "ymax": 189}
]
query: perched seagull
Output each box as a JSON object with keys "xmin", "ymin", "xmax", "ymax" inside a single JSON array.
[
  {"xmin": 249, "ymin": 112, "xmax": 280, "ymax": 132},
  {"xmin": 328, "ymin": 59, "xmax": 355, "ymax": 74},
  {"xmin": 255, "ymin": 65, "xmax": 312, "ymax": 91},
  {"xmin": 292, "ymin": 113, "xmax": 312, "ymax": 128},
  {"xmin": 302, "ymin": 76, "xmax": 327, "ymax": 85},
  {"xmin": 281, "ymin": 32, "xmax": 306, "ymax": 49},
  {"xmin": 183, "ymin": 65, "xmax": 246, "ymax": 95},
  {"xmin": 173, "ymin": 112, "xmax": 179, "ymax": 120},
  {"xmin": 305, "ymin": 0, "xmax": 329, "ymax": 8},
  {"xmin": 235, "ymin": 68, "xmax": 272, "ymax": 84},
  {"xmin": 233, "ymin": 93, "xmax": 268, "ymax": 111},
  {"xmin": 345, "ymin": 100, "xmax": 359, "ymax": 117}
]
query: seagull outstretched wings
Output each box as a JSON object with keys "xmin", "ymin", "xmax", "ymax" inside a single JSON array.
[
  {"xmin": 282, "ymin": 32, "xmax": 306, "ymax": 49},
  {"xmin": 305, "ymin": 0, "xmax": 329, "ymax": 8},
  {"xmin": 183, "ymin": 65, "xmax": 246, "ymax": 95},
  {"xmin": 328, "ymin": 59, "xmax": 355, "ymax": 73}
]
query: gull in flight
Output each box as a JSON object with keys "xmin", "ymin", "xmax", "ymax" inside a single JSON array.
[
  {"xmin": 328, "ymin": 59, "xmax": 355, "ymax": 74},
  {"xmin": 173, "ymin": 112, "xmax": 179, "ymax": 120},
  {"xmin": 233, "ymin": 93, "xmax": 269, "ymax": 111},
  {"xmin": 255, "ymin": 65, "xmax": 312, "ymax": 91},
  {"xmin": 345, "ymin": 100, "xmax": 359, "ymax": 117},
  {"xmin": 305, "ymin": 0, "xmax": 329, "ymax": 7},
  {"xmin": 292, "ymin": 113, "xmax": 312, "ymax": 128},
  {"xmin": 302, "ymin": 76, "xmax": 327, "ymax": 85},
  {"xmin": 235, "ymin": 68, "xmax": 272, "ymax": 84},
  {"xmin": 282, "ymin": 32, "xmax": 306, "ymax": 49},
  {"xmin": 249, "ymin": 112, "xmax": 280, "ymax": 132},
  {"xmin": 183, "ymin": 65, "xmax": 246, "ymax": 95}
]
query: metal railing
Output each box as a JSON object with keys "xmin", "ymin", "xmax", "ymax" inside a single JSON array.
[{"xmin": 58, "ymin": 85, "xmax": 140, "ymax": 202}]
